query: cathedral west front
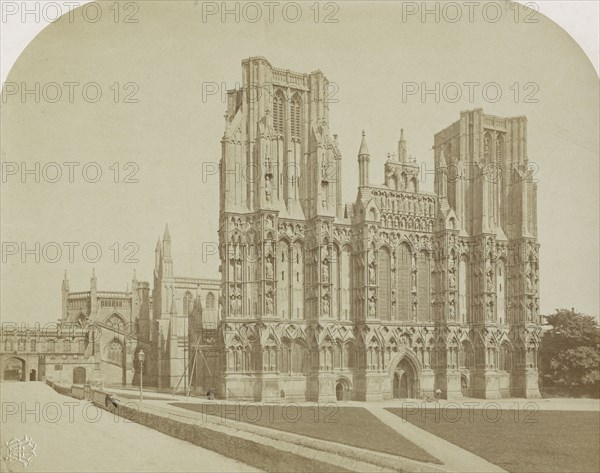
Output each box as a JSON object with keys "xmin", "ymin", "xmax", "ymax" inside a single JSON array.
[
  {"xmin": 2, "ymin": 57, "xmax": 542, "ymax": 401},
  {"xmin": 215, "ymin": 57, "xmax": 542, "ymax": 401}
]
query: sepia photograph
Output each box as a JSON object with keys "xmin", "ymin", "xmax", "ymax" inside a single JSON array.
[{"xmin": 1, "ymin": 1, "xmax": 599, "ymax": 472}]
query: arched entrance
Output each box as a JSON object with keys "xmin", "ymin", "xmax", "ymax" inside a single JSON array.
[
  {"xmin": 3, "ymin": 357, "xmax": 25, "ymax": 381},
  {"xmin": 335, "ymin": 378, "xmax": 351, "ymax": 401},
  {"xmin": 461, "ymin": 375, "xmax": 469, "ymax": 397},
  {"xmin": 392, "ymin": 357, "xmax": 418, "ymax": 399},
  {"xmin": 336, "ymin": 383, "xmax": 344, "ymax": 400},
  {"xmin": 73, "ymin": 367, "xmax": 86, "ymax": 385},
  {"xmin": 29, "ymin": 369, "xmax": 37, "ymax": 381}
]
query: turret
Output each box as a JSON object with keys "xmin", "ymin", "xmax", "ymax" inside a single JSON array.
[
  {"xmin": 384, "ymin": 128, "xmax": 419, "ymax": 192},
  {"xmin": 90, "ymin": 268, "xmax": 97, "ymax": 290},
  {"xmin": 90, "ymin": 268, "xmax": 98, "ymax": 315},
  {"xmin": 61, "ymin": 270, "xmax": 69, "ymax": 320},
  {"xmin": 154, "ymin": 237, "xmax": 162, "ymax": 273},
  {"xmin": 162, "ymin": 224, "xmax": 173, "ymax": 277},
  {"xmin": 398, "ymin": 128, "xmax": 407, "ymax": 162},
  {"xmin": 358, "ymin": 130, "xmax": 370, "ymax": 187}
]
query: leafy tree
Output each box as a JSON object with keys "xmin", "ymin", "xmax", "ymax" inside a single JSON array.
[{"xmin": 540, "ymin": 309, "xmax": 600, "ymax": 397}]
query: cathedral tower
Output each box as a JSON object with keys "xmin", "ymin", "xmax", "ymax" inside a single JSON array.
[
  {"xmin": 433, "ymin": 109, "xmax": 540, "ymax": 398},
  {"xmin": 219, "ymin": 57, "xmax": 344, "ymax": 400}
]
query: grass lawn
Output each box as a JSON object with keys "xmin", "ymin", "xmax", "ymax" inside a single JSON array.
[
  {"xmin": 172, "ymin": 402, "xmax": 439, "ymax": 463},
  {"xmin": 387, "ymin": 407, "xmax": 600, "ymax": 473}
]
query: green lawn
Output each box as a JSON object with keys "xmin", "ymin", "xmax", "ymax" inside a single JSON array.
[
  {"xmin": 172, "ymin": 402, "xmax": 439, "ymax": 464},
  {"xmin": 387, "ymin": 407, "xmax": 600, "ymax": 473}
]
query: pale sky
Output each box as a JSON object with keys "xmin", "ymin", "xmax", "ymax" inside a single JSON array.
[{"xmin": 1, "ymin": 1, "xmax": 598, "ymax": 324}]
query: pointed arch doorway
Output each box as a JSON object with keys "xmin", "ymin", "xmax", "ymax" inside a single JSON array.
[
  {"xmin": 461, "ymin": 375, "xmax": 469, "ymax": 397},
  {"xmin": 392, "ymin": 357, "xmax": 418, "ymax": 399},
  {"xmin": 335, "ymin": 377, "xmax": 351, "ymax": 401}
]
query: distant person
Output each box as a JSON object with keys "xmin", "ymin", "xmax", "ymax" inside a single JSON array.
[
  {"xmin": 435, "ymin": 388, "xmax": 442, "ymax": 400},
  {"xmin": 206, "ymin": 388, "xmax": 215, "ymax": 400},
  {"xmin": 105, "ymin": 393, "xmax": 119, "ymax": 409}
]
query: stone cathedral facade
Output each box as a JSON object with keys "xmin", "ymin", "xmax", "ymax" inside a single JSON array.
[
  {"xmin": 11, "ymin": 57, "xmax": 542, "ymax": 399},
  {"xmin": 217, "ymin": 57, "xmax": 541, "ymax": 401}
]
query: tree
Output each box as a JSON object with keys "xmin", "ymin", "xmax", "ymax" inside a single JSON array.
[{"xmin": 540, "ymin": 309, "xmax": 600, "ymax": 397}]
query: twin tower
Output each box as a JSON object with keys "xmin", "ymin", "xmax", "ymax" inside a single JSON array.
[{"xmin": 217, "ymin": 57, "xmax": 540, "ymax": 401}]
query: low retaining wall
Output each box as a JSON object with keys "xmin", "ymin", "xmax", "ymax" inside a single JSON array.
[
  {"xmin": 47, "ymin": 382, "xmax": 351, "ymax": 472},
  {"xmin": 71, "ymin": 385, "xmax": 85, "ymax": 399},
  {"xmin": 48, "ymin": 382, "xmax": 444, "ymax": 473},
  {"xmin": 45, "ymin": 380, "xmax": 73, "ymax": 397}
]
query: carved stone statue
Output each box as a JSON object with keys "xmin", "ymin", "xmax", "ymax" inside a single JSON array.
[
  {"xmin": 236, "ymin": 289, "xmax": 242, "ymax": 313},
  {"xmin": 322, "ymin": 263, "xmax": 329, "ymax": 283},
  {"xmin": 265, "ymin": 175, "xmax": 272, "ymax": 202},
  {"xmin": 411, "ymin": 296, "xmax": 417, "ymax": 320},
  {"xmin": 368, "ymin": 298, "xmax": 376, "ymax": 318},
  {"xmin": 266, "ymin": 294, "xmax": 274, "ymax": 315},
  {"xmin": 449, "ymin": 272, "xmax": 456, "ymax": 289},
  {"xmin": 486, "ymin": 269, "xmax": 494, "ymax": 292},
  {"xmin": 236, "ymin": 259, "xmax": 243, "ymax": 280},
  {"xmin": 265, "ymin": 258, "xmax": 274, "ymax": 279},
  {"xmin": 369, "ymin": 263, "xmax": 376, "ymax": 285},
  {"xmin": 322, "ymin": 297, "xmax": 330, "ymax": 316},
  {"xmin": 486, "ymin": 302, "xmax": 493, "ymax": 321}
]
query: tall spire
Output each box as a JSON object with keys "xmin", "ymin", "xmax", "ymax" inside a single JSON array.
[
  {"xmin": 358, "ymin": 130, "xmax": 369, "ymax": 156},
  {"xmin": 90, "ymin": 268, "xmax": 97, "ymax": 289},
  {"xmin": 61, "ymin": 270, "xmax": 69, "ymax": 320},
  {"xmin": 161, "ymin": 224, "xmax": 173, "ymax": 277},
  {"xmin": 154, "ymin": 236, "xmax": 162, "ymax": 272},
  {"xmin": 358, "ymin": 130, "xmax": 370, "ymax": 187},
  {"xmin": 398, "ymin": 128, "xmax": 407, "ymax": 162}
]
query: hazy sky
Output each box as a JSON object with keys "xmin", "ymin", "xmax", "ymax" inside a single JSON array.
[{"xmin": 1, "ymin": 1, "xmax": 598, "ymax": 324}]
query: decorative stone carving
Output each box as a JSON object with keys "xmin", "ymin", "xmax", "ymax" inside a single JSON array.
[
  {"xmin": 322, "ymin": 261, "xmax": 329, "ymax": 283},
  {"xmin": 265, "ymin": 293, "xmax": 274, "ymax": 315},
  {"xmin": 265, "ymin": 256, "xmax": 274, "ymax": 279},
  {"xmin": 368, "ymin": 298, "xmax": 376, "ymax": 318}
]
